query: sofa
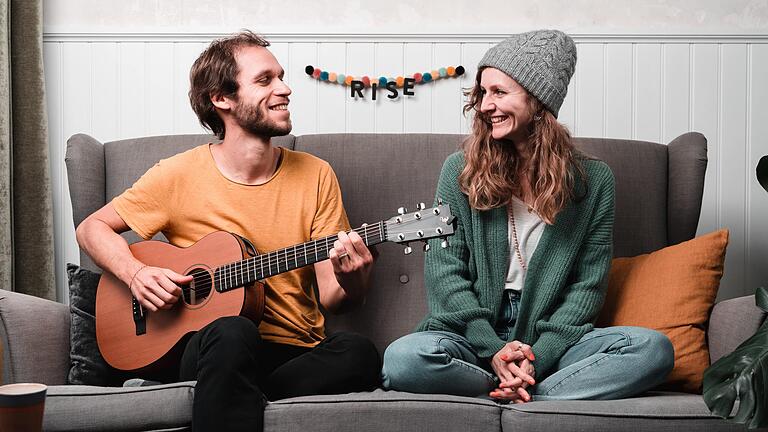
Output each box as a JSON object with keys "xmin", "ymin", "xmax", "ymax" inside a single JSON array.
[{"xmin": 0, "ymin": 131, "xmax": 766, "ymax": 431}]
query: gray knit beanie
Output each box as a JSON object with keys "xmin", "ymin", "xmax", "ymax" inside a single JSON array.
[{"xmin": 478, "ymin": 30, "xmax": 576, "ymax": 118}]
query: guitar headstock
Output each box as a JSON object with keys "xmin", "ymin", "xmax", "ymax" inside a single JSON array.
[{"xmin": 384, "ymin": 202, "xmax": 456, "ymax": 254}]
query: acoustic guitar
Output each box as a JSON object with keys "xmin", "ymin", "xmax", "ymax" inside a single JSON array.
[{"xmin": 96, "ymin": 203, "xmax": 456, "ymax": 372}]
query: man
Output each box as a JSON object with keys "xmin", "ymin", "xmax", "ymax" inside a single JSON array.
[{"xmin": 76, "ymin": 31, "xmax": 380, "ymax": 432}]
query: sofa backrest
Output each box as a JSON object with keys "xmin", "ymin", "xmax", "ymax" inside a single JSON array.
[{"xmin": 66, "ymin": 132, "xmax": 707, "ymax": 353}]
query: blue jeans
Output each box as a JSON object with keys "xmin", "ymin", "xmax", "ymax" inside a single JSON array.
[{"xmin": 382, "ymin": 291, "xmax": 674, "ymax": 400}]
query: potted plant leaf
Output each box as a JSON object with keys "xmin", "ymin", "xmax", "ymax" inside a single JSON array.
[{"xmin": 702, "ymin": 155, "xmax": 768, "ymax": 429}]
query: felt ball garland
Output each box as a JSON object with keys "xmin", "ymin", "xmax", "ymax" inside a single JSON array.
[{"xmin": 305, "ymin": 65, "xmax": 465, "ymax": 88}]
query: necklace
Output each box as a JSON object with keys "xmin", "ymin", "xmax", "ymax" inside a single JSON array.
[{"xmin": 508, "ymin": 204, "xmax": 527, "ymax": 272}]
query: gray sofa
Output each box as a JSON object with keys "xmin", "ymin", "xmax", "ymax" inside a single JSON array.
[{"xmin": 1, "ymin": 132, "xmax": 766, "ymax": 431}]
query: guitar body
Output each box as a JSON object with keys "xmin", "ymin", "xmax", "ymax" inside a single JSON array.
[
  {"xmin": 93, "ymin": 203, "xmax": 456, "ymax": 374},
  {"xmin": 95, "ymin": 231, "xmax": 265, "ymax": 372}
]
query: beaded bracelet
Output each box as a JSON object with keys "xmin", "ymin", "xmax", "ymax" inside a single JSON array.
[{"xmin": 129, "ymin": 265, "xmax": 148, "ymax": 291}]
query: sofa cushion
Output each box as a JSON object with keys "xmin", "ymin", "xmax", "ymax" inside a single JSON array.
[
  {"xmin": 43, "ymin": 381, "xmax": 194, "ymax": 431},
  {"xmin": 501, "ymin": 392, "xmax": 744, "ymax": 432},
  {"xmin": 264, "ymin": 389, "xmax": 500, "ymax": 432},
  {"xmin": 66, "ymin": 264, "xmax": 128, "ymax": 386},
  {"xmin": 596, "ymin": 230, "xmax": 729, "ymax": 393}
]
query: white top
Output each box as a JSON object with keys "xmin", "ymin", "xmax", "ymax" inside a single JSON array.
[{"xmin": 505, "ymin": 197, "xmax": 545, "ymax": 292}]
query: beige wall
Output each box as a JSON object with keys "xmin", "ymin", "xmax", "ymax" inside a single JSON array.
[{"xmin": 44, "ymin": 0, "xmax": 768, "ymax": 35}]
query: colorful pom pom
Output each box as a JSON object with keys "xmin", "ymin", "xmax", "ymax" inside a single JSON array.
[{"xmin": 308, "ymin": 65, "xmax": 464, "ymax": 88}]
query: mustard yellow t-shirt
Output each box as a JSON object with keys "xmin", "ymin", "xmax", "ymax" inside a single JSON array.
[{"xmin": 112, "ymin": 144, "xmax": 350, "ymax": 347}]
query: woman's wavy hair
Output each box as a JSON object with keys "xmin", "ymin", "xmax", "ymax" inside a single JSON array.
[
  {"xmin": 459, "ymin": 67, "xmax": 586, "ymax": 224},
  {"xmin": 189, "ymin": 30, "xmax": 270, "ymax": 139}
]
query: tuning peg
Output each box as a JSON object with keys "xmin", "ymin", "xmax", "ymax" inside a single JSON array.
[
  {"xmin": 417, "ymin": 202, "xmax": 426, "ymax": 210},
  {"xmin": 437, "ymin": 197, "xmax": 443, "ymax": 205},
  {"xmin": 398, "ymin": 207, "xmax": 408, "ymax": 215},
  {"xmin": 404, "ymin": 243, "xmax": 413, "ymax": 255},
  {"xmin": 422, "ymin": 241, "xmax": 430, "ymax": 252},
  {"xmin": 441, "ymin": 238, "xmax": 450, "ymax": 249}
]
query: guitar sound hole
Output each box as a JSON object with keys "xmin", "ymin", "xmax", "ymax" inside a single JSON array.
[{"xmin": 182, "ymin": 268, "xmax": 213, "ymax": 306}]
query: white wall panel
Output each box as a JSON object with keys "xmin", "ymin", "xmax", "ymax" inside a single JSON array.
[
  {"xmin": 748, "ymin": 44, "xmax": 768, "ymax": 295},
  {"xmin": 663, "ymin": 44, "xmax": 691, "ymax": 142},
  {"xmin": 634, "ymin": 44, "xmax": 662, "ymax": 142},
  {"xmin": 117, "ymin": 43, "xmax": 147, "ymax": 138},
  {"xmin": 576, "ymin": 44, "xmax": 604, "ymax": 137},
  {"xmin": 317, "ymin": 43, "xmax": 346, "ymax": 134},
  {"xmin": 692, "ymin": 44, "xmax": 720, "ymax": 239},
  {"xmin": 604, "ymin": 44, "xmax": 633, "ymax": 139},
  {"xmin": 43, "ymin": 34, "xmax": 768, "ymax": 301},
  {"xmin": 172, "ymin": 43, "xmax": 207, "ymax": 134},
  {"xmin": 403, "ymin": 43, "xmax": 431, "ymax": 133},
  {"xmin": 43, "ymin": 42, "xmax": 68, "ymax": 302},
  {"xmin": 374, "ymin": 43, "xmax": 404, "ymax": 133},
  {"xmin": 432, "ymin": 43, "xmax": 462, "ymax": 134},
  {"xmin": 346, "ymin": 43, "xmax": 375, "ymax": 132},
  {"xmin": 287, "ymin": 43, "xmax": 318, "ymax": 136},
  {"xmin": 92, "ymin": 43, "xmax": 119, "ymax": 142},
  {"xmin": 147, "ymin": 43, "xmax": 175, "ymax": 136},
  {"xmin": 59, "ymin": 43, "xmax": 94, "ymax": 303},
  {"xmin": 720, "ymin": 44, "xmax": 749, "ymax": 296}
]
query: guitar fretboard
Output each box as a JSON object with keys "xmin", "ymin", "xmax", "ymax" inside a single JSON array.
[{"xmin": 213, "ymin": 221, "xmax": 387, "ymax": 292}]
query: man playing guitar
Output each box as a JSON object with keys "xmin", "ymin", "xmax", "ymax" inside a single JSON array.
[{"xmin": 75, "ymin": 30, "xmax": 380, "ymax": 432}]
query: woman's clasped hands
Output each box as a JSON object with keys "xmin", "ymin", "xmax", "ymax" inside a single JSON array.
[{"xmin": 490, "ymin": 341, "xmax": 536, "ymax": 403}]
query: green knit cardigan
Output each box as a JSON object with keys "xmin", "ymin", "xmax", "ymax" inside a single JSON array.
[{"xmin": 418, "ymin": 151, "xmax": 616, "ymax": 378}]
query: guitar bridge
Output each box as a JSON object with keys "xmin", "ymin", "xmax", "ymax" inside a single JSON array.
[{"xmin": 132, "ymin": 297, "xmax": 147, "ymax": 336}]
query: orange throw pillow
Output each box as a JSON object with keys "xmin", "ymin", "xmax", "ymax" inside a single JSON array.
[{"xmin": 596, "ymin": 229, "xmax": 729, "ymax": 393}]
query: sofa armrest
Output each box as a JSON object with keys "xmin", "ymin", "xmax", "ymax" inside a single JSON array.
[
  {"xmin": 0, "ymin": 289, "xmax": 70, "ymax": 385},
  {"xmin": 708, "ymin": 294, "xmax": 767, "ymax": 364}
]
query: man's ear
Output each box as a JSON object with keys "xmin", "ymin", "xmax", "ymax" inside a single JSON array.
[{"xmin": 211, "ymin": 93, "xmax": 234, "ymax": 111}]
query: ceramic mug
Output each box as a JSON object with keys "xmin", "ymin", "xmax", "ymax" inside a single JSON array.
[{"xmin": 0, "ymin": 383, "xmax": 47, "ymax": 432}]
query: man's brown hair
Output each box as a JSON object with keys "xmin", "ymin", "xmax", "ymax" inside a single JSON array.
[{"xmin": 189, "ymin": 30, "xmax": 270, "ymax": 139}]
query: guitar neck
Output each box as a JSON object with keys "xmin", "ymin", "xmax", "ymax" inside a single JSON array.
[{"xmin": 214, "ymin": 221, "xmax": 387, "ymax": 293}]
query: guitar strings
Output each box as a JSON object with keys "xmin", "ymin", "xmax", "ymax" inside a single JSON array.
[
  {"xmin": 181, "ymin": 222, "xmax": 388, "ymax": 299},
  {"xmin": 180, "ymin": 216, "xmax": 437, "ymax": 300}
]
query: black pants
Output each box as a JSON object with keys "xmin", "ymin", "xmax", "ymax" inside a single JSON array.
[{"xmin": 175, "ymin": 316, "xmax": 381, "ymax": 432}]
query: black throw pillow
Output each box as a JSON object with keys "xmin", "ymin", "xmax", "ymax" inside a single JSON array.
[{"xmin": 67, "ymin": 263, "xmax": 128, "ymax": 386}]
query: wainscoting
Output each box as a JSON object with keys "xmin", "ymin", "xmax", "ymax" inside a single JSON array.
[{"xmin": 43, "ymin": 33, "xmax": 768, "ymax": 302}]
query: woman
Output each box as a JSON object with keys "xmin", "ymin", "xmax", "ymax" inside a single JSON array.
[{"xmin": 381, "ymin": 30, "xmax": 674, "ymax": 403}]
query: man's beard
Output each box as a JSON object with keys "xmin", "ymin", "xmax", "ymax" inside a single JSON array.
[{"xmin": 232, "ymin": 99, "xmax": 292, "ymax": 137}]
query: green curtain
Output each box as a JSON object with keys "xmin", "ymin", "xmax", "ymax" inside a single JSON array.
[{"xmin": 0, "ymin": 0, "xmax": 55, "ymax": 300}]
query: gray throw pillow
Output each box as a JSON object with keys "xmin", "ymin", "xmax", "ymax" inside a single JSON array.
[{"xmin": 67, "ymin": 263, "xmax": 128, "ymax": 386}]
